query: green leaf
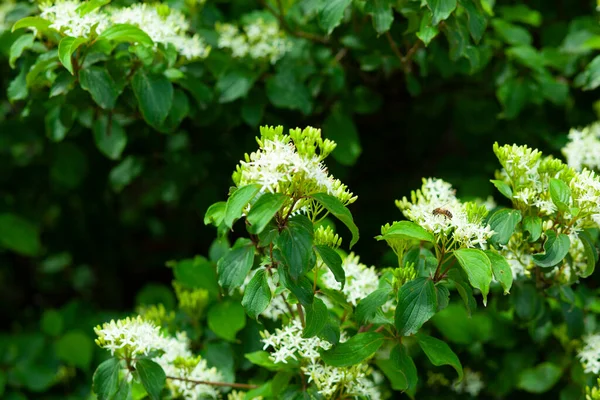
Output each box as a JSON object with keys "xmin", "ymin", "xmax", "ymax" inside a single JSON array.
[
  {"xmin": 217, "ymin": 238, "xmax": 255, "ymax": 291},
  {"xmin": 447, "ymin": 269, "xmax": 477, "ymax": 316},
  {"xmin": 376, "ymin": 345, "xmax": 418, "ymax": 391},
  {"xmin": 395, "ymin": 277, "xmax": 437, "ymax": 336},
  {"xmin": 578, "ymin": 230, "xmax": 598, "ymax": 278},
  {"xmin": 517, "ymin": 362, "xmax": 562, "ymax": 393},
  {"xmin": 11, "ymin": 16, "xmax": 51, "ymax": 34},
  {"xmin": 216, "ymin": 68, "xmax": 256, "ymax": 103},
  {"xmin": 278, "ymin": 267, "xmax": 314, "ymax": 306},
  {"xmin": 208, "ymin": 301, "xmax": 246, "ymax": 341},
  {"xmin": 523, "ymin": 215, "xmax": 542, "ymax": 242},
  {"xmin": 454, "ymin": 248, "xmax": 492, "ymax": 306},
  {"xmin": 416, "ymin": 334, "xmax": 463, "ymax": 380},
  {"xmin": 321, "ymin": 332, "xmax": 385, "ymax": 367},
  {"xmin": 41, "ymin": 309, "xmax": 64, "ymax": 336},
  {"xmin": 499, "ymin": 5, "xmax": 542, "ymax": 27},
  {"xmin": 484, "ymin": 250, "xmax": 513, "ymax": 294},
  {"xmin": 276, "ymin": 215, "xmax": 314, "ymax": 279},
  {"xmin": 417, "ymin": 11, "xmax": 439, "ymax": 46},
  {"xmin": 311, "ymin": 192, "xmax": 359, "ymax": 248},
  {"xmin": 132, "ymin": 69, "xmax": 174, "ymax": 127},
  {"xmin": 79, "ymin": 66, "xmax": 119, "ymax": 109},
  {"xmin": 55, "ymin": 330, "xmax": 93, "ymax": 369},
  {"xmin": 58, "ymin": 36, "xmax": 87, "ymax": 74},
  {"xmin": 0, "ymin": 213, "xmax": 41, "ymax": 256},
  {"xmin": 45, "ymin": 105, "xmax": 72, "ymax": 142},
  {"xmin": 492, "ymin": 20, "xmax": 533, "ymax": 46},
  {"xmin": 135, "ymin": 359, "xmax": 166, "ymax": 400},
  {"xmin": 8, "ymin": 65, "xmax": 28, "ymax": 101},
  {"xmin": 426, "ymin": 0, "xmax": 458, "ymax": 25},
  {"xmin": 490, "ymin": 179, "xmax": 513, "ymax": 199},
  {"xmin": 549, "ymin": 178, "xmax": 571, "ymax": 212},
  {"xmin": 9, "ymin": 33, "xmax": 34, "ymax": 68},
  {"xmin": 323, "ymin": 108, "xmax": 362, "ymax": 166},
  {"xmin": 355, "ymin": 288, "xmax": 391, "ymax": 324},
  {"xmin": 204, "ymin": 202, "xmax": 227, "ymax": 227},
  {"xmin": 245, "ymin": 351, "xmax": 285, "ymax": 371},
  {"xmin": 304, "ymin": 297, "xmax": 328, "ymax": 338},
  {"xmin": 377, "ymin": 220, "xmax": 435, "ymax": 243},
  {"xmin": 224, "ymin": 184, "xmax": 262, "ymax": 227},
  {"xmin": 532, "ymin": 230, "xmax": 571, "ymax": 268},
  {"xmin": 459, "ymin": 0, "xmax": 487, "ymax": 43},
  {"xmin": 171, "ymin": 256, "xmax": 219, "ymax": 298},
  {"xmin": 247, "ymin": 193, "xmax": 287, "ymax": 234},
  {"xmin": 93, "ymin": 115, "xmax": 127, "ymax": 160},
  {"xmin": 488, "ymin": 208, "xmax": 522, "ymax": 246},
  {"xmin": 497, "ymin": 77, "xmax": 529, "ymax": 119},
  {"xmin": 242, "ymin": 269, "xmax": 272, "ymax": 320},
  {"xmin": 266, "ymin": 71, "xmax": 312, "ymax": 115},
  {"xmin": 50, "ymin": 71, "xmax": 76, "ymax": 98},
  {"xmin": 92, "ymin": 358, "xmax": 121, "ymax": 400},
  {"xmin": 76, "ymin": 0, "xmax": 110, "ymax": 16},
  {"xmin": 109, "ymin": 156, "xmax": 144, "ymax": 192},
  {"xmin": 319, "ymin": 0, "xmax": 352, "ymax": 34},
  {"xmin": 314, "ymin": 245, "xmax": 344, "ymax": 287},
  {"xmin": 98, "ymin": 24, "xmax": 153, "ymax": 47},
  {"xmin": 576, "ymin": 55, "xmax": 600, "ymax": 91},
  {"xmin": 364, "ymin": 0, "xmax": 394, "ymax": 34}
]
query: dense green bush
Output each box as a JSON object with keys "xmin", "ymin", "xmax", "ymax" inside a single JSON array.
[{"xmin": 2, "ymin": 0, "xmax": 600, "ymax": 399}]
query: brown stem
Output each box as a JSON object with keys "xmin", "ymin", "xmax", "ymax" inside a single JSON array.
[
  {"xmin": 385, "ymin": 31, "xmax": 421, "ymax": 73},
  {"xmin": 166, "ymin": 376, "xmax": 258, "ymax": 389}
]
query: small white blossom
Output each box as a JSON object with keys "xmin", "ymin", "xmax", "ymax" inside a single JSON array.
[
  {"xmin": 40, "ymin": 0, "xmax": 110, "ymax": 38},
  {"xmin": 563, "ymin": 123, "xmax": 600, "ymax": 171},
  {"xmin": 94, "ymin": 316, "xmax": 163, "ymax": 359},
  {"xmin": 321, "ymin": 252, "xmax": 380, "ymax": 306},
  {"xmin": 579, "ymin": 333, "xmax": 600, "ymax": 374},
  {"xmin": 452, "ymin": 368, "xmax": 484, "ymax": 397},
  {"xmin": 261, "ymin": 319, "xmax": 332, "ymax": 364},
  {"xmin": 216, "ymin": 18, "xmax": 291, "ymax": 64}
]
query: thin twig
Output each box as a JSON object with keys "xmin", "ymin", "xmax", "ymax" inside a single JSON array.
[
  {"xmin": 166, "ymin": 376, "xmax": 259, "ymax": 389},
  {"xmin": 260, "ymin": 0, "xmax": 329, "ymax": 44},
  {"xmin": 296, "ymin": 303, "xmax": 305, "ymax": 327}
]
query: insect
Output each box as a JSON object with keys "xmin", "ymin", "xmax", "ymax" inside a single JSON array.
[{"xmin": 432, "ymin": 207, "xmax": 453, "ymax": 219}]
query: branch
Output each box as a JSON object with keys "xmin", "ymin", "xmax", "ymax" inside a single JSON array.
[
  {"xmin": 166, "ymin": 376, "xmax": 259, "ymax": 389},
  {"xmin": 260, "ymin": 0, "xmax": 329, "ymax": 44},
  {"xmin": 385, "ymin": 31, "xmax": 422, "ymax": 73}
]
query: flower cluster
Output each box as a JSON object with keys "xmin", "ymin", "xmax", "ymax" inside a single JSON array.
[
  {"xmin": 578, "ymin": 333, "xmax": 600, "ymax": 374},
  {"xmin": 563, "ymin": 122, "xmax": 600, "ymax": 171},
  {"xmin": 216, "ymin": 18, "xmax": 291, "ymax": 64},
  {"xmin": 95, "ymin": 316, "xmax": 222, "ymax": 399},
  {"xmin": 36, "ymin": 0, "xmax": 210, "ymax": 60},
  {"xmin": 261, "ymin": 320, "xmax": 381, "ymax": 399},
  {"xmin": 451, "ymin": 368, "xmax": 484, "ymax": 397},
  {"xmin": 396, "ymin": 178, "xmax": 494, "ymax": 248},
  {"xmin": 321, "ymin": 252, "xmax": 380, "ymax": 306},
  {"xmin": 233, "ymin": 126, "xmax": 356, "ymax": 214}
]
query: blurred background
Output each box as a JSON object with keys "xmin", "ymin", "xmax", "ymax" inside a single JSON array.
[{"xmin": 1, "ymin": 0, "xmax": 599, "ymax": 398}]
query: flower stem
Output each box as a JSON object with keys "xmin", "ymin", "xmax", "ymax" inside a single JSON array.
[{"xmin": 166, "ymin": 376, "xmax": 258, "ymax": 389}]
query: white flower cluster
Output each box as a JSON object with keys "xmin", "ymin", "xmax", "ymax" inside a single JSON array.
[
  {"xmin": 233, "ymin": 126, "xmax": 356, "ymax": 207},
  {"xmin": 261, "ymin": 320, "xmax": 380, "ymax": 399},
  {"xmin": 570, "ymin": 169, "xmax": 600, "ymax": 223},
  {"xmin": 578, "ymin": 333, "xmax": 600, "ymax": 374},
  {"xmin": 563, "ymin": 123, "xmax": 600, "ymax": 171},
  {"xmin": 321, "ymin": 252, "xmax": 380, "ymax": 306},
  {"xmin": 451, "ymin": 368, "xmax": 484, "ymax": 397},
  {"xmin": 216, "ymin": 18, "xmax": 291, "ymax": 64},
  {"xmin": 37, "ymin": 0, "xmax": 210, "ymax": 60},
  {"xmin": 396, "ymin": 178, "xmax": 494, "ymax": 248},
  {"xmin": 95, "ymin": 316, "xmax": 222, "ymax": 399}
]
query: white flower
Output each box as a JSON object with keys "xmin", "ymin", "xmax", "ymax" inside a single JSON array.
[
  {"xmin": 94, "ymin": 316, "xmax": 163, "ymax": 359},
  {"xmin": 396, "ymin": 178, "xmax": 494, "ymax": 248},
  {"xmin": 452, "ymin": 368, "xmax": 484, "ymax": 397},
  {"xmin": 261, "ymin": 320, "xmax": 332, "ymax": 364},
  {"xmin": 304, "ymin": 363, "xmax": 381, "ymax": 400},
  {"xmin": 40, "ymin": 0, "xmax": 110, "ymax": 38},
  {"xmin": 563, "ymin": 123, "xmax": 600, "ymax": 171},
  {"xmin": 321, "ymin": 253, "xmax": 380, "ymax": 306},
  {"xmin": 579, "ymin": 333, "xmax": 600, "ymax": 374},
  {"xmin": 216, "ymin": 18, "xmax": 291, "ymax": 64}
]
